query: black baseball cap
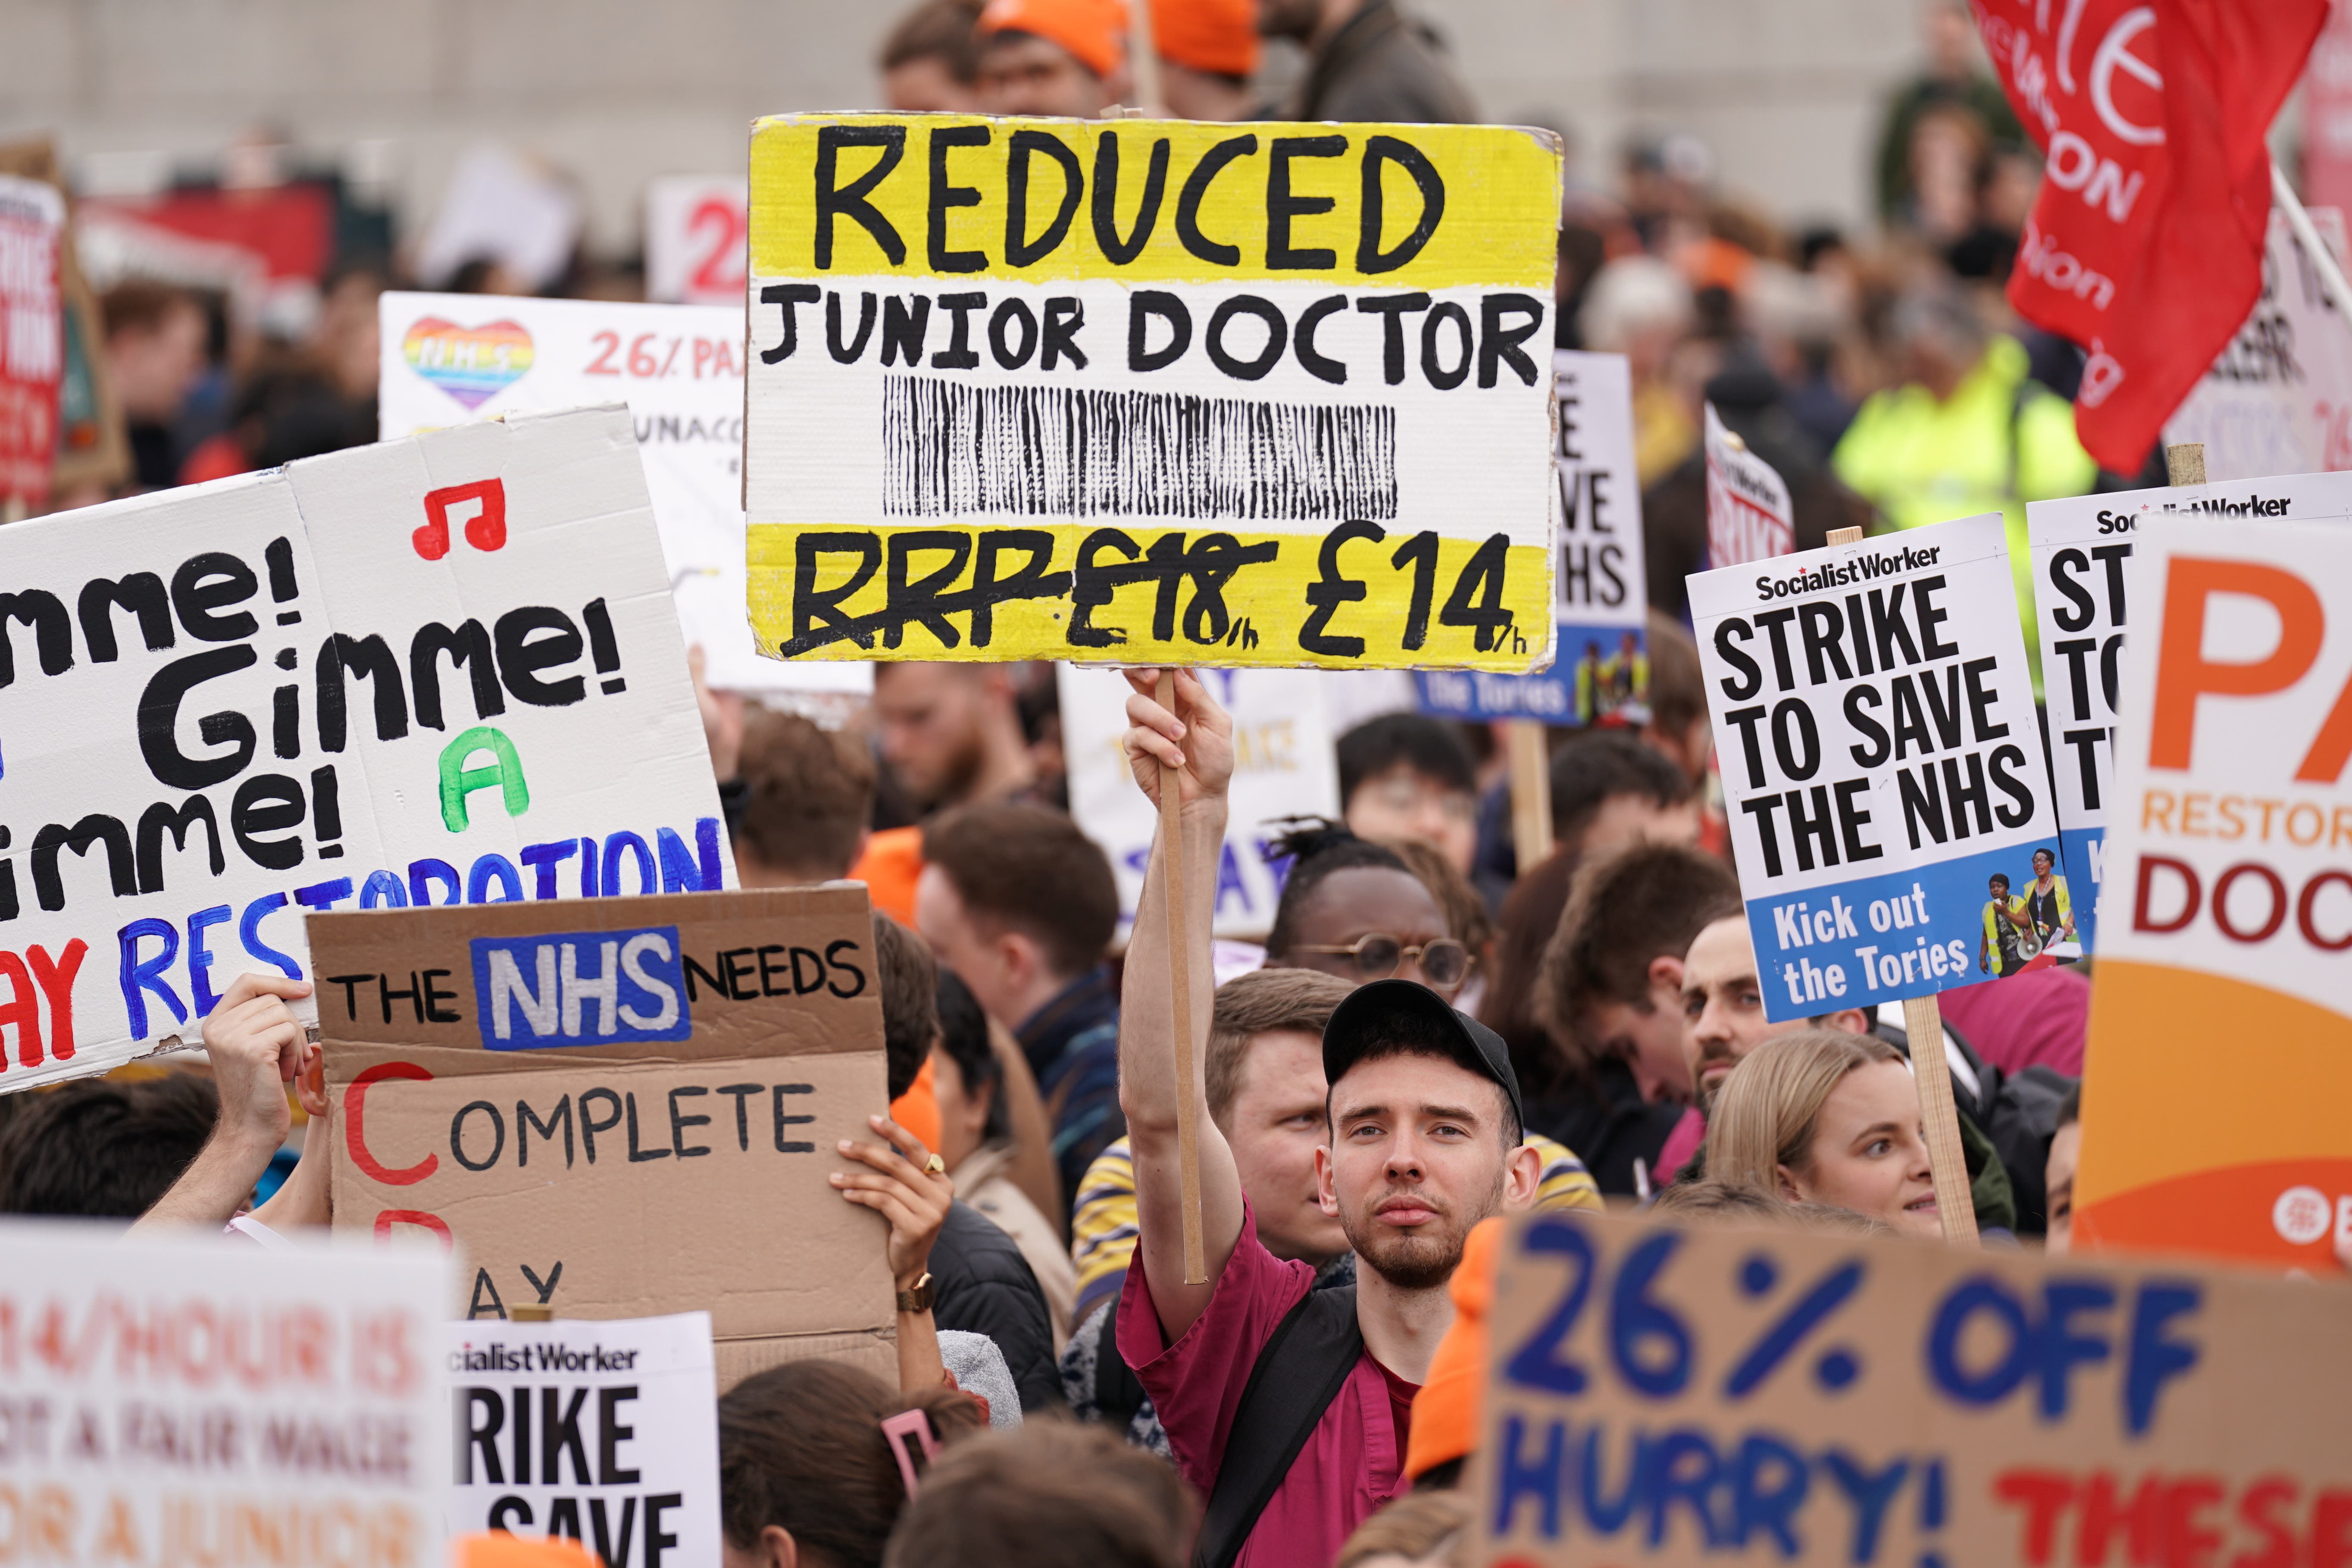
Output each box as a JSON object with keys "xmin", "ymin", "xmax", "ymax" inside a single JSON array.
[{"xmin": 1322, "ymin": 979, "xmax": 1524, "ymax": 1130}]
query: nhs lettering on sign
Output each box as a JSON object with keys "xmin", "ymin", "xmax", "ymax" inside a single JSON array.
[{"xmin": 470, "ymin": 926, "xmax": 692, "ymax": 1049}]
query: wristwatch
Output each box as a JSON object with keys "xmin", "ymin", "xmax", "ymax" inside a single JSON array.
[{"xmin": 895, "ymin": 1272, "xmax": 935, "ymax": 1314}]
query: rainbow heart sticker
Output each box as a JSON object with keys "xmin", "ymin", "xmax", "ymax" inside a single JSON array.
[{"xmin": 402, "ymin": 316, "xmax": 534, "ymax": 410}]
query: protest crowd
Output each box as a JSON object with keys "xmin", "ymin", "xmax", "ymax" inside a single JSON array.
[{"xmin": 3, "ymin": 0, "xmax": 2350, "ymax": 1566}]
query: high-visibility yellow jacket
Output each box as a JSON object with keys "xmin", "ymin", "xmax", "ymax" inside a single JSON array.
[
  {"xmin": 1832, "ymin": 335, "xmax": 2098, "ymax": 693},
  {"xmin": 1982, "ymin": 894, "xmax": 2031, "ymax": 975}
]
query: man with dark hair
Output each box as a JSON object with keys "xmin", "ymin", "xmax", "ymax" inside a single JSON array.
[
  {"xmin": 1537, "ymin": 841, "xmax": 1741, "ymax": 1193},
  {"xmin": 1549, "ymin": 729, "xmax": 1700, "ymax": 860},
  {"xmin": 1117, "ymin": 669, "xmax": 1537, "ymax": 1568},
  {"xmin": 1336, "ymin": 713, "xmax": 1480, "ymax": 875},
  {"xmin": 0, "ymin": 1074, "xmax": 218, "ymax": 1217},
  {"xmin": 916, "ymin": 803, "xmax": 1122, "ymax": 1209},
  {"xmin": 869, "ymin": 908, "xmax": 1063, "ymax": 1412},
  {"xmin": 880, "ymin": 0, "xmax": 985, "ymax": 110},
  {"xmin": 734, "ymin": 710, "xmax": 876, "ymax": 887},
  {"xmin": 1259, "ymin": 0, "xmax": 1476, "ymax": 124}
]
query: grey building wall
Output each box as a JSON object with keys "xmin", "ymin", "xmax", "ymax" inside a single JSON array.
[{"xmin": 0, "ymin": 0, "xmax": 1927, "ymax": 255}]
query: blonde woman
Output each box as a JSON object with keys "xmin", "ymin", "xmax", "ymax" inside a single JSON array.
[{"xmin": 1702, "ymin": 1031, "xmax": 1942, "ymax": 1240}]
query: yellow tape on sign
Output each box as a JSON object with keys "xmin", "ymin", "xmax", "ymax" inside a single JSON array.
[
  {"xmin": 747, "ymin": 521, "xmax": 1551, "ymax": 672},
  {"xmin": 748, "ymin": 114, "xmax": 1560, "ymax": 290}
]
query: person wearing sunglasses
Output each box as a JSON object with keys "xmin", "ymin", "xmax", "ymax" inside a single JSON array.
[{"xmin": 1260, "ymin": 820, "xmax": 1473, "ymax": 998}]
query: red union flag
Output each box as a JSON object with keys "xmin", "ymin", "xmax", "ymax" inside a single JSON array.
[
  {"xmin": 1702, "ymin": 403, "xmax": 1793, "ymax": 568},
  {"xmin": 1972, "ymin": 0, "xmax": 2327, "ymax": 474}
]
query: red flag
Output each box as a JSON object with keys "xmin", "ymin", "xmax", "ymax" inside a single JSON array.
[{"xmin": 1973, "ymin": 0, "xmax": 2328, "ymax": 474}]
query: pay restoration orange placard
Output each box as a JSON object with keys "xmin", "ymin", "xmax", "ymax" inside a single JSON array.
[{"xmin": 2076, "ymin": 514, "xmax": 2352, "ymax": 1266}]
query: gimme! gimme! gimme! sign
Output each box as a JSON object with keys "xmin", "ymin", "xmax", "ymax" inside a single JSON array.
[
  {"xmin": 2074, "ymin": 517, "xmax": 2352, "ymax": 1266},
  {"xmin": 1469, "ymin": 1210, "xmax": 2352, "ymax": 1567},
  {"xmin": 744, "ymin": 114, "xmax": 1562, "ymax": 673},
  {"xmin": 0, "ymin": 406, "xmax": 729, "ymax": 1094},
  {"xmin": 1688, "ymin": 513, "xmax": 2060, "ymax": 1021}
]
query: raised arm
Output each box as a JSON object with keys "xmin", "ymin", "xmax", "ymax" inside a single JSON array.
[
  {"xmin": 1118, "ymin": 668, "xmax": 1243, "ymax": 1343},
  {"xmin": 131, "ymin": 973, "xmax": 312, "ymax": 1233}
]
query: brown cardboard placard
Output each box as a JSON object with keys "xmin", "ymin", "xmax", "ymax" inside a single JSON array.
[
  {"xmin": 316, "ymin": 885, "xmax": 895, "ymax": 1379},
  {"xmin": 1470, "ymin": 1209, "xmax": 2352, "ymax": 1567}
]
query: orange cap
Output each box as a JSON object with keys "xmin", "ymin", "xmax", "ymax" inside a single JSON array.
[
  {"xmin": 1404, "ymin": 1214, "xmax": 1504, "ymax": 1481},
  {"xmin": 451, "ymin": 1535, "xmax": 604, "ymax": 1568},
  {"xmin": 978, "ymin": 0, "xmax": 1126, "ymax": 79},
  {"xmin": 1154, "ymin": 0, "xmax": 1259, "ymax": 78}
]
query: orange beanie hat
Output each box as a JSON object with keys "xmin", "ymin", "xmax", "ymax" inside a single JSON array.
[
  {"xmin": 1154, "ymin": 0, "xmax": 1259, "ymax": 78},
  {"xmin": 978, "ymin": 0, "xmax": 1126, "ymax": 78},
  {"xmin": 450, "ymin": 1535, "xmax": 603, "ymax": 1568},
  {"xmin": 1404, "ymin": 1214, "xmax": 1504, "ymax": 1482}
]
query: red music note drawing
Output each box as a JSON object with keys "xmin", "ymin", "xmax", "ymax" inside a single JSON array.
[{"xmin": 414, "ymin": 479, "xmax": 508, "ymax": 561}]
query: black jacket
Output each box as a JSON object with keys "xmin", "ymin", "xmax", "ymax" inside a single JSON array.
[
  {"xmin": 931, "ymin": 1199, "xmax": 1062, "ymax": 1414},
  {"xmin": 1524, "ymin": 1055, "xmax": 1685, "ymax": 1198}
]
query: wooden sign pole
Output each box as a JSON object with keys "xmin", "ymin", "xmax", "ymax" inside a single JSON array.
[
  {"xmin": 2166, "ymin": 442, "xmax": 2207, "ymax": 488},
  {"xmin": 1126, "ymin": 0, "xmax": 1167, "ymax": 117},
  {"xmin": 1825, "ymin": 526, "xmax": 1978, "ymax": 1244},
  {"xmin": 1505, "ymin": 720, "xmax": 1554, "ymax": 869},
  {"xmin": 1157, "ymin": 670, "xmax": 1207, "ymax": 1282}
]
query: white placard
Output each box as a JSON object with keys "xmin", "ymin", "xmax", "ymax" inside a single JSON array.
[
  {"xmin": 2164, "ymin": 206, "xmax": 2352, "ymax": 481},
  {"xmin": 2025, "ymin": 470, "xmax": 2352, "ymax": 948},
  {"xmin": 1689, "ymin": 513, "xmax": 2059, "ymax": 1020},
  {"xmin": 0, "ymin": 1222, "xmax": 451, "ymax": 1567},
  {"xmin": 645, "ymin": 177, "xmax": 749, "ymax": 307},
  {"xmin": 378, "ymin": 290, "xmax": 867, "ymax": 699},
  {"xmin": 1059, "ymin": 664, "xmax": 1339, "ymax": 938},
  {"xmin": 446, "ymin": 1312, "xmax": 720, "ymax": 1568},
  {"xmin": 1704, "ymin": 401, "xmax": 1793, "ymax": 569},
  {"xmin": 0, "ymin": 405, "xmax": 731, "ymax": 1092},
  {"xmin": 1416, "ymin": 350, "xmax": 1648, "ymax": 722}
]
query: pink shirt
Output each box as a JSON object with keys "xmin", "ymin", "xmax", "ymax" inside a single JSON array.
[
  {"xmin": 1938, "ymin": 961, "xmax": 2089, "ymax": 1077},
  {"xmin": 1118, "ymin": 1201, "xmax": 1405, "ymax": 1568}
]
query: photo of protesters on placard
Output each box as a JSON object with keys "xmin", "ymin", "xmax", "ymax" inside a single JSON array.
[
  {"xmin": 1980, "ymin": 871, "xmax": 2037, "ymax": 978},
  {"xmin": 2024, "ymin": 846, "xmax": 2075, "ymax": 951},
  {"xmin": 1574, "ymin": 632, "xmax": 1653, "ymax": 728}
]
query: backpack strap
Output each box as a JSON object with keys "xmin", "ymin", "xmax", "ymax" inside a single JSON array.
[{"xmin": 1194, "ymin": 1285, "xmax": 1364, "ymax": 1568}]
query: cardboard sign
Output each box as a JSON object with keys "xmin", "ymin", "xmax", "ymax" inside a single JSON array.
[
  {"xmin": 316, "ymin": 886, "xmax": 895, "ymax": 1381},
  {"xmin": 2074, "ymin": 516, "xmax": 2352, "ymax": 1265},
  {"xmin": 1704, "ymin": 403, "xmax": 1793, "ymax": 570},
  {"xmin": 743, "ymin": 114, "xmax": 1562, "ymax": 673},
  {"xmin": 0, "ymin": 1220, "xmax": 452, "ymax": 1567},
  {"xmin": 0, "ymin": 172, "xmax": 63, "ymax": 508},
  {"xmin": 447, "ymin": 1311, "xmax": 719, "ymax": 1567},
  {"xmin": 378, "ymin": 291, "xmax": 867, "ymax": 700},
  {"xmin": 2025, "ymin": 471, "xmax": 2352, "ymax": 951},
  {"xmin": 0, "ymin": 405, "xmax": 728, "ymax": 1095},
  {"xmin": 1689, "ymin": 513, "xmax": 2060, "ymax": 1021},
  {"xmin": 1417, "ymin": 350, "xmax": 1648, "ymax": 723},
  {"xmin": 1470, "ymin": 1209, "xmax": 2352, "ymax": 1567},
  {"xmin": 1059, "ymin": 663, "xmax": 1338, "ymax": 937},
  {"xmin": 646, "ymin": 177, "xmax": 750, "ymax": 307},
  {"xmin": 2162, "ymin": 207, "xmax": 2352, "ymax": 482}
]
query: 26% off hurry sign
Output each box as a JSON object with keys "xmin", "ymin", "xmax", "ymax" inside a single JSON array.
[{"xmin": 1469, "ymin": 1211, "xmax": 2352, "ymax": 1568}]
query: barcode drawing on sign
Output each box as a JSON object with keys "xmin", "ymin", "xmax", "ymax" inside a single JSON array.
[{"xmin": 882, "ymin": 375, "xmax": 1399, "ymax": 522}]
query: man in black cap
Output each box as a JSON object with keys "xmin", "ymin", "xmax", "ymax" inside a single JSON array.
[{"xmin": 1109, "ymin": 669, "xmax": 1539, "ymax": 1568}]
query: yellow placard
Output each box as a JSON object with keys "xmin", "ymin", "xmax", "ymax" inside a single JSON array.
[
  {"xmin": 748, "ymin": 520, "xmax": 1548, "ymax": 671},
  {"xmin": 748, "ymin": 114, "xmax": 1559, "ymax": 290}
]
